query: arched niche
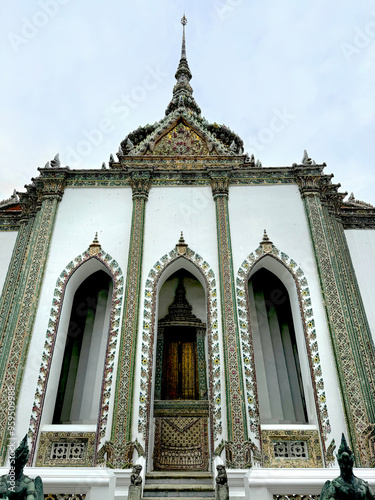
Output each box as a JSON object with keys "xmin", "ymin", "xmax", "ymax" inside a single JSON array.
[
  {"xmin": 248, "ymin": 266, "xmax": 307, "ymax": 424},
  {"xmin": 152, "ymin": 267, "xmax": 209, "ymax": 470},
  {"xmin": 247, "ymin": 255, "xmax": 315, "ymax": 425},
  {"xmin": 41, "ymin": 258, "xmax": 114, "ymax": 427},
  {"xmin": 28, "ymin": 246, "xmax": 124, "ymax": 468},
  {"xmin": 52, "ymin": 269, "xmax": 113, "ymax": 424}
]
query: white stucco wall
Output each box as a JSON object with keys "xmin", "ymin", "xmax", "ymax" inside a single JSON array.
[
  {"xmin": 0, "ymin": 231, "xmax": 17, "ymax": 295},
  {"xmin": 345, "ymin": 229, "xmax": 375, "ymax": 342},
  {"xmin": 16, "ymin": 187, "xmax": 133, "ymax": 446}
]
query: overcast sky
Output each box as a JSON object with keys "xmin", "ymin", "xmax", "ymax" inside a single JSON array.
[{"xmin": 1, "ymin": 1, "xmax": 375, "ymax": 204}]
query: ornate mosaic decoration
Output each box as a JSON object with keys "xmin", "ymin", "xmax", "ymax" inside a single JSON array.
[
  {"xmin": 27, "ymin": 243, "xmax": 124, "ymax": 464},
  {"xmin": 0, "ymin": 217, "xmax": 34, "ymax": 346},
  {"xmin": 45, "ymin": 496, "xmax": 86, "ymax": 500},
  {"xmin": 297, "ymin": 175, "xmax": 375, "ymax": 466},
  {"xmin": 138, "ymin": 242, "xmax": 223, "ymax": 461},
  {"xmin": 274, "ymin": 495, "xmax": 319, "ymax": 500},
  {"xmin": 210, "ymin": 174, "xmax": 250, "ymax": 468},
  {"xmin": 262, "ymin": 429, "xmax": 323, "ymax": 468},
  {"xmin": 110, "ymin": 174, "xmax": 149, "ymax": 468},
  {"xmin": 0, "ymin": 178, "xmax": 66, "ymax": 464},
  {"xmin": 236, "ymin": 233, "xmax": 331, "ymax": 461},
  {"xmin": 153, "ymin": 417, "xmax": 209, "ymax": 470},
  {"xmin": 35, "ymin": 431, "xmax": 96, "ymax": 467},
  {"xmin": 150, "ymin": 121, "xmax": 209, "ymax": 156}
]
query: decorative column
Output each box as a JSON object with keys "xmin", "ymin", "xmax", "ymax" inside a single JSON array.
[
  {"xmin": 0, "ymin": 187, "xmax": 37, "ymax": 349},
  {"xmin": 0, "ymin": 172, "xmax": 66, "ymax": 464},
  {"xmin": 210, "ymin": 172, "xmax": 250, "ymax": 468},
  {"xmin": 297, "ymin": 173, "xmax": 375, "ymax": 466},
  {"xmin": 111, "ymin": 172, "xmax": 150, "ymax": 468}
]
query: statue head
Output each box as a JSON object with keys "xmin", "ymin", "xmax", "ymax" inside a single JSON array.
[
  {"xmin": 133, "ymin": 465, "xmax": 142, "ymax": 474},
  {"xmin": 337, "ymin": 434, "xmax": 354, "ymax": 475},
  {"xmin": 12, "ymin": 435, "xmax": 29, "ymax": 478}
]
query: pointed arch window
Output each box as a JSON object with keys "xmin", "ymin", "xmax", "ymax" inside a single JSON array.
[
  {"xmin": 52, "ymin": 270, "xmax": 113, "ymax": 424},
  {"xmin": 248, "ymin": 268, "xmax": 308, "ymax": 424}
]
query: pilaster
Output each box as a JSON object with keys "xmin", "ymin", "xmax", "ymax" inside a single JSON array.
[
  {"xmin": 210, "ymin": 172, "xmax": 250, "ymax": 468},
  {"xmin": 111, "ymin": 172, "xmax": 150, "ymax": 468},
  {"xmin": 297, "ymin": 173, "xmax": 375, "ymax": 466},
  {"xmin": 0, "ymin": 188, "xmax": 38, "ymax": 349},
  {"xmin": 0, "ymin": 172, "xmax": 66, "ymax": 464}
]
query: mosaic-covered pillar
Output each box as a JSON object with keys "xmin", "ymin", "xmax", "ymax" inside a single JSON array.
[
  {"xmin": 111, "ymin": 172, "xmax": 150, "ymax": 468},
  {"xmin": 0, "ymin": 173, "xmax": 66, "ymax": 464},
  {"xmin": 297, "ymin": 174, "xmax": 375, "ymax": 466},
  {"xmin": 0, "ymin": 188, "xmax": 37, "ymax": 350},
  {"xmin": 210, "ymin": 172, "xmax": 250, "ymax": 468}
]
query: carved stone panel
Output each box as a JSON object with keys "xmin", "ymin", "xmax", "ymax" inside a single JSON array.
[{"xmin": 153, "ymin": 417, "xmax": 209, "ymax": 470}]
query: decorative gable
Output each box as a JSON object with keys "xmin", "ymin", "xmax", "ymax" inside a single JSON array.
[{"xmin": 147, "ymin": 121, "xmax": 209, "ymax": 156}]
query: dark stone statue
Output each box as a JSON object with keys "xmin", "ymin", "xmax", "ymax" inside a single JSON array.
[
  {"xmin": 216, "ymin": 465, "xmax": 229, "ymax": 500},
  {"xmin": 0, "ymin": 435, "xmax": 43, "ymax": 499},
  {"xmin": 128, "ymin": 464, "xmax": 142, "ymax": 500},
  {"xmin": 321, "ymin": 434, "xmax": 375, "ymax": 500}
]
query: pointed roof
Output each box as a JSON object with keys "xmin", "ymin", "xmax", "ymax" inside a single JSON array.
[
  {"xmin": 165, "ymin": 15, "xmax": 201, "ymax": 117},
  {"xmin": 159, "ymin": 273, "xmax": 204, "ymax": 326},
  {"xmin": 119, "ymin": 17, "xmax": 245, "ymax": 158}
]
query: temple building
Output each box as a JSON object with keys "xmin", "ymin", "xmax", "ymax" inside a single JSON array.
[{"xmin": 1, "ymin": 16, "xmax": 375, "ymax": 500}]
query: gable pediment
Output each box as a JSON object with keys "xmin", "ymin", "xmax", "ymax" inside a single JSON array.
[{"xmin": 147, "ymin": 119, "xmax": 209, "ymax": 156}]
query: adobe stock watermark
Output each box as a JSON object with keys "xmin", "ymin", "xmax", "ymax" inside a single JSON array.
[
  {"xmin": 245, "ymin": 107, "xmax": 295, "ymax": 154},
  {"xmin": 64, "ymin": 66, "xmax": 168, "ymax": 168},
  {"xmin": 7, "ymin": 385, "xmax": 16, "ymax": 493},
  {"xmin": 340, "ymin": 11, "xmax": 375, "ymax": 63},
  {"xmin": 8, "ymin": 0, "xmax": 72, "ymax": 54},
  {"xmin": 214, "ymin": 0, "xmax": 243, "ymax": 20}
]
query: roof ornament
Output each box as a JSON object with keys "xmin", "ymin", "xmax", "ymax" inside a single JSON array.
[
  {"xmin": 176, "ymin": 231, "xmax": 188, "ymax": 255},
  {"xmin": 302, "ymin": 149, "xmax": 316, "ymax": 165},
  {"xmin": 125, "ymin": 137, "xmax": 134, "ymax": 152},
  {"xmin": 165, "ymin": 15, "xmax": 202, "ymax": 117},
  {"xmin": 260, "ymin": 229, "xmax": 273, "ymax": 252},
  {"xmin": 0, "ymin": 189, "xmax": 20, "ymax": 208},
  {"xmin": 89, "ymin": 232, "xmax": 101, "ymax": 255},
  {"xmin": 50, "ymin": 153, "xmax": 61, "ymax": 168}
]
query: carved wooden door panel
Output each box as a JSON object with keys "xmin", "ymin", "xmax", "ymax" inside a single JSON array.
[{"xmin": 162, "ymin": 330, "xmax": 198, "ymax": 400}]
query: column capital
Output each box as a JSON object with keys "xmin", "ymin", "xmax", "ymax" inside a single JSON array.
[
  {"xmin": 130, "ymin": 171, "xmax": 151, "ymax": 200},
  {"xmin": 37, "ymin": 173, "xmax": 67, "ymax": 201},
  {"xmin": 295, "ymin": 174, "xmax": 323, "ymax": 198},
  {"xmin": 209, "ymin": 172, "xmax": 229, "ymax": 199}
]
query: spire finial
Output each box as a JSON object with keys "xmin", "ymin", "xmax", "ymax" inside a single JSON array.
[
  {"xmin": 165, "ymin": 16, "xmax": 201, "ymax": 117},
  {"xmin": 181, "ymin": 15, "xmax": 187, "ymax": 59}
]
